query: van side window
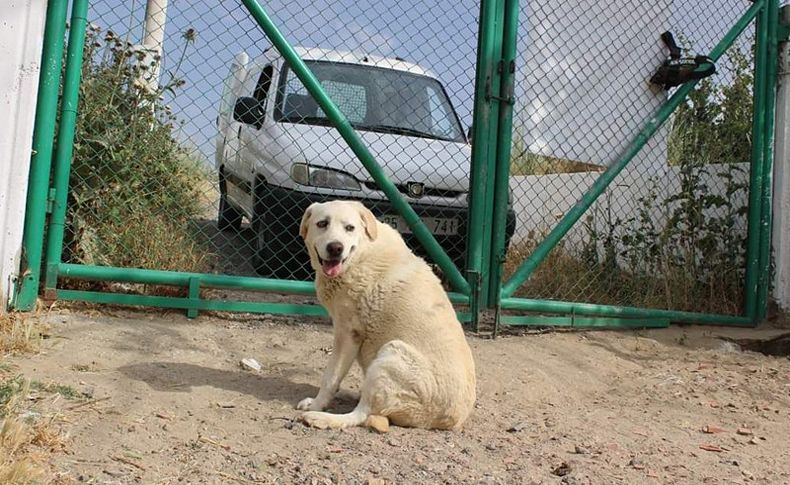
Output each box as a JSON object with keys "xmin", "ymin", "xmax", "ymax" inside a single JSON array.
[{"xmin": 253, "ymin": 65, "xmax": 274, "ymax": 103}]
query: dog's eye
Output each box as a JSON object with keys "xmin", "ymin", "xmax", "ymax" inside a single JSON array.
[
  {"xmin": 316, "ymin": 220, "xmax": 328, "ymax": 229},
  {"xmin": 345, "ymin": 224, "xmax": 355, "ymax": 232}
]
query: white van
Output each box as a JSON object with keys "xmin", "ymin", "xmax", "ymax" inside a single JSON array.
[{"xmin": 215, "ymin": 47, "xmax": 515, "ymax": 279}]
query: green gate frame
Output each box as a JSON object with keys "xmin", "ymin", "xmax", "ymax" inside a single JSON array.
[
  {"xmin": 494, "ymin": 0, "xmax": 780, "ymax": 330},
  {"xmin": 11, "ymin": 0, "xmax": 782, "ymax": 332}
]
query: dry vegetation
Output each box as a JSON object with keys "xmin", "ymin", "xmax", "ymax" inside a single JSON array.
[
  {"xmin": 1, "ymin": 314, "xmax": 69, "ymax": 484},
  {"xmin": 502, "ymin": 236, "xmax": 742, "ymax": 315}
]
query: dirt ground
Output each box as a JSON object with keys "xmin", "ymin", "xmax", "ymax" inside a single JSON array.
[{"xmin": 5, "ymin": 307, "xmax": 790, "ymax": 485}]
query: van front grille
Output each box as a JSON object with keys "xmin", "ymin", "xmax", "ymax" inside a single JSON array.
[{"xmin": 363, "ymin": 181, "xmax": 464, "ymax": 199}]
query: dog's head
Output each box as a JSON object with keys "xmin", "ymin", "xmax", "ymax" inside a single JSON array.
[{"xmin": 299, "ymin": 200, "xmax": 378, "ymax": 278}]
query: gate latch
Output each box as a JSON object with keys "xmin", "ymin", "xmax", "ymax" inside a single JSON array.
[
  {"xmin": 486, "ymin": 60, "xmax": 515, "ymax": 105},
  {"xmin": 650, "ymin": 31, "xmax": 716, "ymax": 90}
]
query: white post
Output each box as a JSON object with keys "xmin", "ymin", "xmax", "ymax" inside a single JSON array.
[
  {"xmin": 141, "ymin": 0, "xmax": 169, "ymax": 92},
  {"xmin": 772, "ymin": 6, "xmax": 790, "ymax": 311}
]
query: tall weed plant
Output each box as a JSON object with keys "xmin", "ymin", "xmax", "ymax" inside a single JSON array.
[{"xmin": 65, "ymin": 25, "xmax": 212, "ymax": 272}]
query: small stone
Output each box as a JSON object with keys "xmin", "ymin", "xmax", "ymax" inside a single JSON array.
[
  {"xmin": 736, "ymin": 428, "xmax": 753, "ymax": 436},
  {"xmin": 507, "ymin": 422, "xmax": 527, "ymax": 433},
  {"xmin": 240, "ymin": 358, "xmax": 262, "ymax": 371},
  {"xmin": 552, "ymin": 462, "xmax": 572, "ymax": 477},
  {"xmin": 574, "ymin": 445, "xmax": 589, "ymax": 455}
]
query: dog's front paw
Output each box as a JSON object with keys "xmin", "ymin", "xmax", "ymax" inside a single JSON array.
[{"xmin": 296, "ymin": 397, "xmax": 319, "ymax": 411}]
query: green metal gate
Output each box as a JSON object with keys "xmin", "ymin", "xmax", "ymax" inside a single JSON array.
[{"xmin": 11, "ymin": 0, "xmax": 783, "ymax": 331}]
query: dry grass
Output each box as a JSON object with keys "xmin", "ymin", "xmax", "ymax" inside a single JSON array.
[
  {"xmin": 502, "ymin": 240, "xmax": 742, "ymax": 315},
  {"xmin": 0, "ymin": 377, "xmax": 42, "ymax": 485},
  {"xmin": 1, "ymin": 315, "xmax": 67, "ymax": 484},
  {"xmin": 510, "ymin": 151, "xmax": 605, "ymax": 176},
  {"xmin": 0, "ymin": 314, "xmax": 42, "ymax": 355}
]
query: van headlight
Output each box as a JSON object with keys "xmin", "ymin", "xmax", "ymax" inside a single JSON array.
[{"xmin": 291, "ymin": 163, "xmax": 361, "ymax": 191}]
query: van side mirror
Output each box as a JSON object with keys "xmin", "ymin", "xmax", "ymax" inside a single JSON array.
[{"xmin": 233, "ymin": 97, "xmax": 264, "ymax": 128}]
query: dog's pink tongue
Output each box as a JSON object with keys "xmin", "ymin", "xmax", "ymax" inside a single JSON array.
[{"xmin": 322, "ymin": 260, "xmax": 342, "ymax": 278}]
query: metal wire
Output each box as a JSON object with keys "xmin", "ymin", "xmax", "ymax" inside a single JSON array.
[{"xmin": 60, "ymin": 0, "xmax": 761, "ymax": 317}]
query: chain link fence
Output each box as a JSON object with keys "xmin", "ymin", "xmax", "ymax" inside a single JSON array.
[
  {"xmin": 503, "ymin": 0, "xmax": 757, "ymax": 315},
  {"xmin": 46, "ymin": 0, "xmax": 771, "ymax": 320}
]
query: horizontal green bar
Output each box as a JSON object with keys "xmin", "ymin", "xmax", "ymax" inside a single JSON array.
[
  {"xmin": 500, "ymin": 298, "xmax": 752, "ymax": 327},
  {"xmin": 56, "ymin": 263, "xmax": 470, "ymax": 304},
  {"xmin": 57, "ymin": 289, "xmax": 328, "ymax": 316},
  {"xmin": 57, "ymin": 289, "xmax": 473, "ymax": 322},
  {"xmin": 59, "ymin": 263, "xmax": 315, "ymax": 294},
  {"xmin": 499, "ymin": 315, "xmax": 669, "ymax": 328}
]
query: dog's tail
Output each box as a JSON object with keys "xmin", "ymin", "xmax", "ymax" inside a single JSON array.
[{"xmin": 364, "ymin": 414, "xmax": 389, "ymax": 433}]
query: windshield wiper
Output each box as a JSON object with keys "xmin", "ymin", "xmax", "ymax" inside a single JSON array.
[
  {"xmin": 360, "ymin": 124, "xmax": 446, "ymax": 140},
  {"xmin": 285, "ymin": 116, "xmax": 333, "ymax": 126}
]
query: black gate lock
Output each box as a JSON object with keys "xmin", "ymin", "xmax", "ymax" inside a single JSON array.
[{"xmin": 650, "ymin": 31, "xmax": 716, "ymax": 90}]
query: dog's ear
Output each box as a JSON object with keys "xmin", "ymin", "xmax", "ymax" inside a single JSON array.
[
  {"xmin": 356, "ymin": 203, "xmax": 378, "ymax": 241},
  {"xmin": 299, "ymin": 203, "xmax": 317, "ymax": 239}
]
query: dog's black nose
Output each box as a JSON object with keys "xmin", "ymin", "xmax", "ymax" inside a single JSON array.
[{"xmin": 326, "ymin": 242, "xmax": 344, "ymax": 258}]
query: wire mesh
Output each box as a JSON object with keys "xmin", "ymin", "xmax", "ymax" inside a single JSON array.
[
  {"xmin": 64, "ymin": 0, "xmax": 491, "ymax": 287},
  {"xmin": 504, "ymin": 0, "xmax": 757, "ymax": 315},
  {"xmin": 59, "ymin": 0, "xmax": 762, "ymax": 315}
]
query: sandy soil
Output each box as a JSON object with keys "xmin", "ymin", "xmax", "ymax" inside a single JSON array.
[{"xmin": 6, "ymin": 307, "xmax": 790, "ymax": 485}]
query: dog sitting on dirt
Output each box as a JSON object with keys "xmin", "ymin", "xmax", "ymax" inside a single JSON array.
[{"xmin": 296, "ymin": 200, "xmax": 476, "ymax": 431}]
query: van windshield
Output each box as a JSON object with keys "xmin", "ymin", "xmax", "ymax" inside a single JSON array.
[{"xmin": 274, "ymin": 61, "xmax": 465, "ymax": 143}]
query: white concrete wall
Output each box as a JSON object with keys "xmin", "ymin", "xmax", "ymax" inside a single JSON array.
[
  {"xmin": 0, "ymin": 1, "xmax": 47, "ymax": 311},
  {"xmin": 772, "ymin": 6, "xmax": 790, "ymax": 311},
  {"xmin": 509, "ymin": 163, "xmax": 750, "ymax": 254}
]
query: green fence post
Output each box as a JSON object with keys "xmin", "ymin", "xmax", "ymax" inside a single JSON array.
[
  {"xmin": 756, "ymin": 0, "xmax": 780, "ymax": 321},
  {"xmin": 487, "ymin": 0, "xmax": 520, "ymax": 307},
  {"xmin": 466, "ymin": 0, "xmax": 504, "ymax": 320},
  {"xmin": 500, "ymin": 0, "xmax": 766, "ymax": 300},
  {"xmin": 44, "ymin": 0, "xmax": 91, "ymax": 293},
  {"xmin": 745, "ymin": 1, "xmax": 770, "ymax": 320},
  {"xmin": 240, "ymin": 0, "xmax": 470, "ymax": 296},
  {"xmin": 13, "ymin": 0, "xmax": 70, "ymax": 310}
]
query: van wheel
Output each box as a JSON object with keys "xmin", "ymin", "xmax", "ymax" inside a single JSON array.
[
  {"xmin": 251, "ymin": 185, "xmax": 311, "ymax": 280},
  {"xmin": 217, "ymin": 173, "xmax": 242, "ymax": 231}
]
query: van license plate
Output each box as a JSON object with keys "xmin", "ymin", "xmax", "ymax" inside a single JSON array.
[{"xmin": 380, "ymin": 215, "xmax": 459, "ymax": 236}]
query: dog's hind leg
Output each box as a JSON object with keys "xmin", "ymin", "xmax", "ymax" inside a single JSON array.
[{"xmin": 301, "ymin": 340, "xmax": 432, "ymax": 430}]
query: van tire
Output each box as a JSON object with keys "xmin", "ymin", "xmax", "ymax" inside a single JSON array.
[
  {"xmin": 251, "ymin": 184, "xmax": 312, "ymax": 280},
  {"xmin": 217, "ymin": 171, "xmax": 243, "ymax": 232}
]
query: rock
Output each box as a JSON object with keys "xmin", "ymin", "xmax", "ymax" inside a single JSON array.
[
  {"xmin": 507, "ymin": 422, "xmax": 527, "ymax": 433},
  {"xmin": 574, "ymin": 445, "xmax": 589, "ymax": 455},
  {"xmin": 736, "ymin": 428, "xmax": 753, "ymax": 436},
  {"xmin": 241, "ymin": 358, "xmax": 262, "ymax": 371},
  {"xmin": 551, "ymin": 462, "xmax": 572, "ymax": 477}
]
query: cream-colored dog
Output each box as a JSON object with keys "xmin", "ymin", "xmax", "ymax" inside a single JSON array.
[{"xmin": 296, "ymin": 200, "xmax": 476, "ymax": 430}]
